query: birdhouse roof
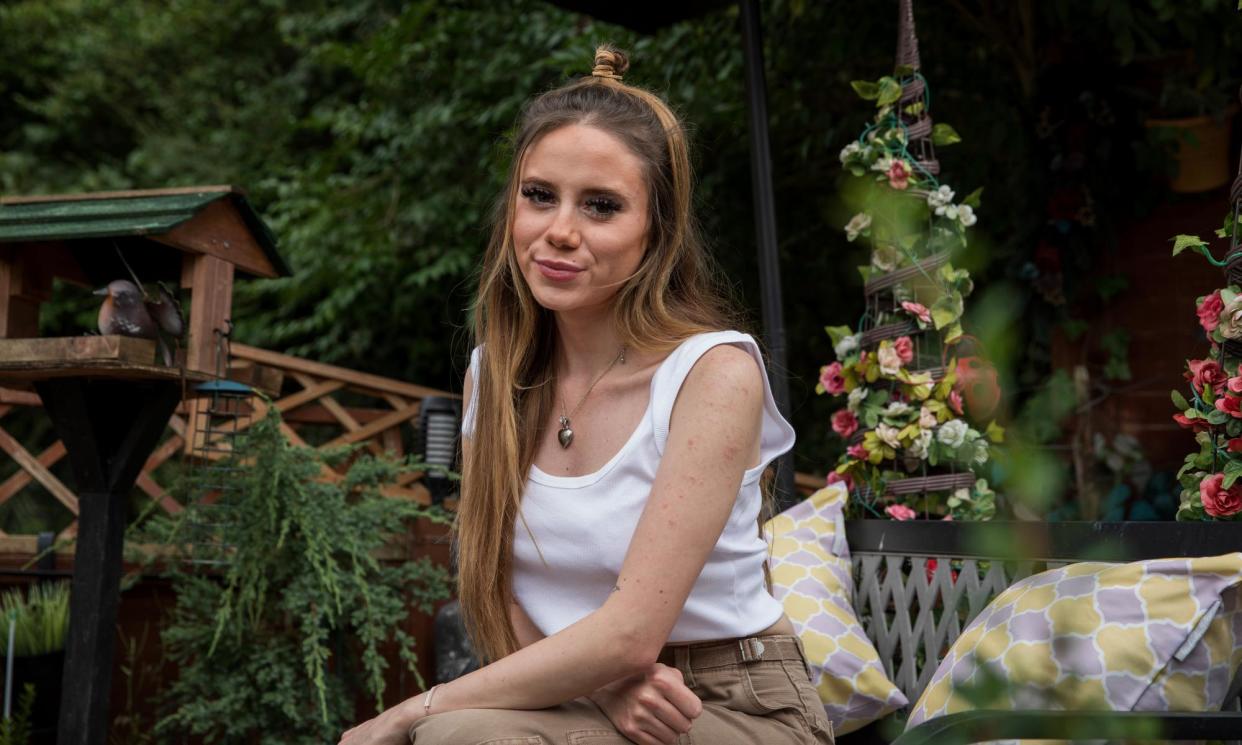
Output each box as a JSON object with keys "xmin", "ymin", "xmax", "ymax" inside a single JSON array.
[{"xmin": 0, "ymin": 185, "xmax": 290, "ymax": 279}]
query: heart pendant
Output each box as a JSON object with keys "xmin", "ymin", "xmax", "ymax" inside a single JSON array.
[{"xmin": 557, "ymin": 426, "xmax": 574, "ymax": 449}]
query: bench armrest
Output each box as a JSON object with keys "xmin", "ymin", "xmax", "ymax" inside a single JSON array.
[{"xmin": 892, "ymin": 710, "xmax": 1242, "ymax": 745}]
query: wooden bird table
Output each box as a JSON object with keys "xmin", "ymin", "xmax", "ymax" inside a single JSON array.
[{"xmin": 0, "ymin": 336, "xmax": 211, "ymax": 745}]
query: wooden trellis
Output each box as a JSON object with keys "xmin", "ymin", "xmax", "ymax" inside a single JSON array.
[{"xmin": 0, "ymin": 343, "xmax": 457, "ymax": 541}]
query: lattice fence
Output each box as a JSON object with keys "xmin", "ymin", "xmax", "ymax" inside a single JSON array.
[
  {"xmin": 852, "ymin": 553, "xmax": 1042, "ymax": 704},
  {"xmin": 0, "ymin": 343, "xmax": 457, "ymax": 542}
]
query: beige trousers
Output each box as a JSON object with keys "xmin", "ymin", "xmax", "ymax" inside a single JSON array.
[{"xmin": 408, "ymin": 634, "xmax": 835, "ymax": 745}]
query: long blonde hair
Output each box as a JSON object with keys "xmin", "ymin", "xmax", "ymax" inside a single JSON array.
[{"xmin": 456, "ymin": 45, "xmax": 742, "ymax": 663}]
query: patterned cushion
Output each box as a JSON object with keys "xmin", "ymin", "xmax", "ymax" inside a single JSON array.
[
  {"xmin": 764, "ymin": 485, "xmax": 908, "ymax": 733},
  {"xmin": 908, "ymin": 554, "xmax": 1242, "ymax": 730}
]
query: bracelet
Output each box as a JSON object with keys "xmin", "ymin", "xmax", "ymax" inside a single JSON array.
[{"xmin": 423, "ymin": 684, "xmax": 443, "ymax": 717}]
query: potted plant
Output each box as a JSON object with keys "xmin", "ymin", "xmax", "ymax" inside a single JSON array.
[
  {"xmin": 0, "ymin": 582, "xmax": 69, "ymax": 743},
  {"xmin": 1144, "ymin": 64, "xmax": 1238, "ymax": 193}
]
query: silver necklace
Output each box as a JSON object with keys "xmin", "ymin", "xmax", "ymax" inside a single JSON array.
[{"xmin": 557, "ymin": 346, "xmax": 626, "ymax": 449}]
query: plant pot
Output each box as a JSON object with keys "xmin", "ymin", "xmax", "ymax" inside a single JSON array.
[
  {"xmin": 4, "ymin": 650, "xmax": 64, "ymax": 743},
  {"xmin": 1146, "ymin": 109, "xmax": 1236, "ymax": 193}
]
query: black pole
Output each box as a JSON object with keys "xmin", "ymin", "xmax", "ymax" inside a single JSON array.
[
  {"xmin": 34, "ymin": 378, "xmax": 183, "ymax": 745},
  {"xmin": 739, "ymin": 0, "xmax": 795, "ymax": 509}
]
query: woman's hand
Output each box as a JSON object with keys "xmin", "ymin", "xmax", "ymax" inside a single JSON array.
[
  {"xmin": 588, "ymin": 662, "xmax": 702, "ymax": 745},
  {"xmin": 338, "ymin": 694, "xmax": 424, "ymax": 745}
]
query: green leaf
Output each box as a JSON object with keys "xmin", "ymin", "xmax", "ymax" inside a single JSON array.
[
  {"xmin": 1207, "ymin": 409, "xmax": 1229, "ymax": 425},
  {"xmin": 1185, "ymin": 408, "xmax": 1201, "ymax": 420},
  {"xmin": 930, "ymin": 292, "xmax": 964, "ymax": 330},
  {"xmin": 851, "ymin": 80, "xmax": 881, "ymax": 100},
  {"xmin": 876, "ymin": 77, "xmax": 903, "ymax": 106},
  {"xmin": 1216, "ymin": 210, "xmax": 1235, "ymax": 239},
  {"xmin": 942, "ymin": 321, "xmax": 963, "ymax": 344},
  {"xmin": 824, "ymin": 325, "xmax": 853, "ymax": 347},
  {"xmin": 1172, "ymin": 234, "xmax": 1207, "ymax": 256},
  {"xmin": 1224, "ymin": 460, "xmax": 1242, "ymax": 488},
  {"xmin": 931, "ymin": 123, "xmax": 962, "ymax": 146},
  {"xmin": 1229, "ymin": 419, "xmax": 1242, "ymax": 438},
  {"xmin": 960, "ymin": 187, "xmax": 983, "ymax": 209},
  {"xmin": 894, "ymin": 64, "xmax": 916, "ymax": 77},
  {"xmin": 1172, "ymin": 390, "xmax": 1190, "ymax": 410}
]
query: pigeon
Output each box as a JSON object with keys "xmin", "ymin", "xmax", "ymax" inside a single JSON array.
[{"xmin": 94, "ymin": 279, "xmax": 185, "ymax": 366}]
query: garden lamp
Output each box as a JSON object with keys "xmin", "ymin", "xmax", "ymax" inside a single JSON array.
[{"xmin": 418, "ymin": 396, "xmax": 460, "ymax": 505}]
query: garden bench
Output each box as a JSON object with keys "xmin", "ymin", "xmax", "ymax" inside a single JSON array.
[
  {"xmin": 433, "ymin": 520, "xmax": 1242, "ymax": 743},
  {"xmin": 843, "ymin": 519, "xmax": 1242, "ymax": 745}
]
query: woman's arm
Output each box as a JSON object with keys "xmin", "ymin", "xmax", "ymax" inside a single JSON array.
[{"xmin": 410, "ymin": 345, "xmax": 763, "ymax": 722}]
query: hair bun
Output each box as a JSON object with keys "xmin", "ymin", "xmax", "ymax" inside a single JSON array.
[{"xmin": 591, "ymin": 45, "xmax": 629, "ymax": 81}]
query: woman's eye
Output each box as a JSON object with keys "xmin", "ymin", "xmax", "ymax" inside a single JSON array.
[
  {"xmin": 520, "ymin": 185, "xmax": 554, "ymax": 205},
  {"xmin": 584, "ymin": 196, "xmax": 622, "ymax": 217}
]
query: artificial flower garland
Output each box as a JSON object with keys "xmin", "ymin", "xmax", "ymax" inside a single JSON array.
[
  {"xmin": 820, "ymin": 70, "xmax": 1002, "ymax": 521},
  {"xmin": 1171, "ymin": 221, "xmax": 1242, "ymax": 520}
]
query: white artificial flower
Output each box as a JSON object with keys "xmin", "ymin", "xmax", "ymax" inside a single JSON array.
[
  {"xmin": 877, "ymin": 423, "xmax": 902, "ymax": 449},
  {"xmin": 958, "ymin": 204, "xmax": 977, "ymax": 227},
  {"xmin": 919, "ymin": 404, "xmax": 938, "ymax": 429},
  {"xmin": 871, "ymin": 244, "xmax": 900, "ymax": 272},
  {"xmin": 834, "ymin": 334, "xmax": 860, "ymax": 360},
  {"xmin": 884, "ymin": 401, "xmax": 913, "ymax": 418},
  {"xmin": 839, "ymin": 141, "xmax": 862, "ymax": 164},
  {"xmin": 972, "ymin": 439, "xmax": 990, "ymax": 465},
  {"xmin": 847, "ymin": 386, "xmax": 869, "ymax": 414},
  {"xmin": 947, "ymin": 487, "xmax": 972, "ymax": 508},
  {"xmin": 907, "ymin": 429, "xmax": 933, "ymax": 460},
  {"xmin": 926, "ymin": 185, "xmax": 955, "ymax": 210},
  {"xmin": 871, "ymin": 155, "xmax": 895, "ymax": 174},
  {"xmin": 844, "ymin": 213, "xmax": 872, "ymax": 242},
  {"xmin": 877, "ymin": 344, "xmax": 903, "ymax": 376},
  {"xmin": 937, "ymin": 204, "xmax": 959, "ymax": 220},
  {"xmin": 937, "ymin": 419, "xmax": 969, "ymax": 449}
]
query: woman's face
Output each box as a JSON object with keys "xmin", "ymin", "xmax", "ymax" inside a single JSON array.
[{"xmin": 513, "ymin": 123, "xmax": 650, "ymax": 318}]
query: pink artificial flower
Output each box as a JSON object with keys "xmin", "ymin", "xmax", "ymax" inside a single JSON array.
[
  {"xmin": 887, "ymin": 159, "xmax": 912, "ymax": 190},
  {"xmin": 885, "ymin": 504, "xmax": 917, "ymax": 521},
  {"xmin": 826, "ymin": 471, "xmax": 853, "ymax": 491},
  {"xmin": 948, "ymin": 389, "xmax": 965, "ymax": 416},
  {"xmin": 846, "ymin": 443, "xmax": 868, "ymax": 460},
  {"xmin": 1229, "ymin": 365, "xmax": 1242, "ymax": 394},
  {"xmin": 1199, "ymin": 473, "xmax": 1242, "ymax": 518},
  {"xmin": 1186, "ymin": 359, "xmax": 1227, "ymax": 394},
  {"xmin": 1173, "ymin": 412, "xmax": 1210, "ymax": 433},
  {"xmin": 901, "ymin": 301, "xmax": 932, "ymax": 325},
  {"xmin": 1228, "ymin": 438, "xmax": 1242, "ymax": 453},
  {"xmin": 831, "ymin": 409, "xmax": 859, "ymax": 439},
  {"xmin": 819, "ymin": 361, "xmax": 846, "ymax": 395},
  {"xmin": 1216, "ymin": 395, "xmax": 1242, "ymax": 419},
  {"xmin": 894, "ymin": 336, "xmax": 915, "ymax": 365},
  {"xmin": 1198, "ymin": 291, "xmax": 1225, "ymax": 333}
]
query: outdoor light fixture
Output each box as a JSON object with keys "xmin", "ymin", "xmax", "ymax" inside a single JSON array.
[{"xmin": 418, "ymin": 395, "xmax": 460, "ymax": 505}]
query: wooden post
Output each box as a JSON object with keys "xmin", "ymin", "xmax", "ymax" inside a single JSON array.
[
  {"xmin": 181, "ymin": 254, "xmax": 234, "ymax": 455},
  {"xmin": 181, "ymin": 253, "xmax": 234, "ymax": 377},
  {"xmin": 33, "ymin": 378, "xmax": 181, "ymax": 745}
]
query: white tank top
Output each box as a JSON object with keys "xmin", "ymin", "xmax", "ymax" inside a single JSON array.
[{"xmin": 462, "ymin": 330, "xmax": 795, "ymax": 642}]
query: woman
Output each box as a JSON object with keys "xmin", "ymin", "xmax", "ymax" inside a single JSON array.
[{"xmin": 340, "ymin": 46, "xmax": 833, "ymax": 745}]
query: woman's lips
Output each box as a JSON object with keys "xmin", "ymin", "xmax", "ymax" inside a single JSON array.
[{"xmin": 536, "ymin": 260, "xmax": 582, "ymax": 282}]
